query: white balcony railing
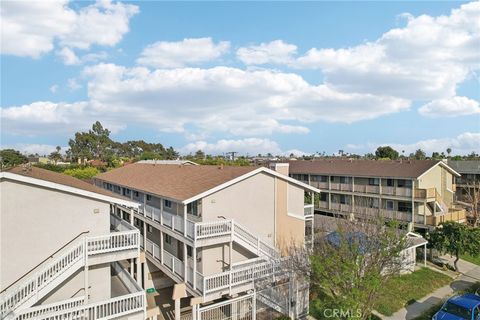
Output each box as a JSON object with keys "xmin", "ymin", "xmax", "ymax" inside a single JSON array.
[
  {"xmin": 0, "ymin": 227, "xmax": 140, "ymax": 318},
  {"xmin": 304, "ymin": 204, "xmax": 314, "ymax": 218}
]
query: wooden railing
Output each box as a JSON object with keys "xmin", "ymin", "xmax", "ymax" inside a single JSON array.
[{"xmin": 426, "ymin": 209, "xmax": 467, "ymax": 226}]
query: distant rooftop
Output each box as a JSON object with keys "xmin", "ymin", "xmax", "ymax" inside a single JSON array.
[
  {"xmin": 447, "ymin": 160, "xmax": 480, "ymax": 174},
  {"xmin": 287, "ymin": 159, "xmax": 459, "ymax": 178},
  {"xmin": 136, "ymin": 160, "xmax": 198, "ymax": 165}
]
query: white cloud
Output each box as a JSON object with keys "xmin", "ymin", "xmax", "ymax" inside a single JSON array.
[
  {"xmin": 2, "ymin": 63, "xmax": 410, "ymax": 138},
  {"xmin": 345, "ymin": 132, "xmax": 480, "ymax": 155},
  {"xmin": 1, "ymin": 0, "xmax": 138, "ymax": 58},
  {"xmin": 1, "ymin": 144, "xmax": 67, "ymax": 156},
  {"xmin": 137, "ymin": 38, "xmax": 230, "ymax": 68},
  {"xmin": 237, "ymin": 40, "xmax": 297, "ymax": 65},
  {"xmin": 295, "ymin": 1, "xmax": 480, "ymax": 101},
  {"xmin": 419, "ymin": 96, "xmax": 480, "ymax": 117},
  {"xmin": 57, "ymin": 47, "xmax": 80, "ymax": 65},
  {"xmin": 67, "ymin": 78, "xmax": 82, "ymax": 91},
  {"xmin": 49, "ymin": 85, "xmax": 59, "ymax": 93}
]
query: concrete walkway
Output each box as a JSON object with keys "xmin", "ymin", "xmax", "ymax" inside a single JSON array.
[{"xmin": 379, "ymin": 257, "xmax": 480, "ymax": 320}]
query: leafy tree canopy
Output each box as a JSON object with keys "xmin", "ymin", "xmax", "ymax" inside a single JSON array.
[
  {"xmin": 375, "ymin": 146, "xmax": 399, "ymax": 160},
  {"xmin": 0, "ymin": 149, "xmax": 28, "ymax": 168}
]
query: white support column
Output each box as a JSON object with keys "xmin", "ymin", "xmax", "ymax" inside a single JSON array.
[
  {"xmin": 183, "ymin": 204, "xmax": 188, "ymax": 237},
  {"xmin": 193, "ymin": 246, "xmax": 197, "ymax": 290},
  {"xmin": 160, "ymin": 197, "xmax": 164, "ymax": 225},
  {"xmin": 136, "ymin": 258, "xmax": 142, "ymax": 286},
  {"xmin": 423, "ymin": 243, "xmax": 427, "ymax": 267},
  {"xmin": 160, "ymin": 230, "xmax": 164, "ymax": 263},
  {"xmin": 412, "ymin": 179, "xmax": 416, "ymax": 225},
  {"xmin": 183, "ymin": 242, "xmax": 188, "ymax": 283}
]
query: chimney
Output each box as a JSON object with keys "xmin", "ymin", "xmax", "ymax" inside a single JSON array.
[{"xmin": 269, "ymin": 163, "xmax": 289, "ymax": 176}]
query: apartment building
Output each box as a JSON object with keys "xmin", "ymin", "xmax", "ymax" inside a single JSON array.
[
  {"xmin": 448, "ymin": 160, "xmax": 480, "ymax": 199},
  {"xmin": 93, "ymin": 162, "xmax": 319, "ymax": 319},
  {"xmin": 0, "ymin": 166, "xmax": 145, "ymax": 320},
  {"xmin": 287, "ymin": 159, "xmax": 466, "ymax": 230}
]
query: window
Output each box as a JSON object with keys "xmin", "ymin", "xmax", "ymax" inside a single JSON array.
[
  {"xmin": 187, "ymin": 246, "xmax": 193, "ymax": 257},
  {"xmin": 122, "ymin": 188, "xmax": 130, "ymax": 196},
  {"xmin": 147, "ymin": 225, "xmax": 153, "ymax": 233},
  {"xmin": 339, "ymin": 195, "xmax": 348, "ymax": 204},
  {"xmin": 386, "ymin": 179, "xmax": 394, "ymax": 187},
  {"xmin": 397, "ymin": 179, "xmax": 412, "ymax": 188},
  {"xmin": 398, "ymin": 202, "xmax": 412, "ymax": 213},
  {"xmin": 146, "ymin": 194, "xmax": 152, "ymax": 201},
  {"xmin": 134, "ymin": 191, "xmax": 139, "ymax": 197},
  {"xmin": 320, "ymin": 193, "xmax": 328, "ymax": 201},
  {"xmin": 386, "ymin": 200, "xmax": 394, "ymax": 210},
  {"xmin": 164, "ymin": 199, "xmax": 172, "ymax": 208},
  {"xmin": 340, "ymin": 176, "xmax": 350, "ymax": 184},
  {"xmin": 368, "ymin": 178, "xmax": 379, "ymax": 186},
  {"xmin": 165, "ymin": 234, "xmax": 172, "ymax": 244},
  {"xmin": 187, "ymin": 200, "xmax": 201, "ymax": 216}
]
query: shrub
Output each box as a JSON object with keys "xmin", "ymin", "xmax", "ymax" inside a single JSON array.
[{"xmin": 63, "ymin": 167, "xmax": 99, "ymax": 179}]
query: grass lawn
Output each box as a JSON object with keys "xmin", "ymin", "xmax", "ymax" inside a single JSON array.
[
  {"xmin": 374, "ymin": 268, "xmax": 452, "ymax": 316},
  {"xmin": 461, "ymin": 253, "xmax": 480, "ymax": 266}
]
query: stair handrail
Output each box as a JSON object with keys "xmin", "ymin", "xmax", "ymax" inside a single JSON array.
[{"xmin": 0, "ymin": 231, "xmax": 89, "ymax": 294}]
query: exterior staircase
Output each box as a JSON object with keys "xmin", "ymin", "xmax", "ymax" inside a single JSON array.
[{"xmin": 0, "ymin": 228, "xmax": 140, "ymax": 319}]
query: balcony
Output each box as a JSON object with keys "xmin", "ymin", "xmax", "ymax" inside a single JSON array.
[
  {"xmin": 304, "ymin": 204, "xmax": 314, "ymax": 219},
  {"xmin": 414, "ymin": 188, "xmax": 436, "ymax": 199},
  {"xmin": 382, "ymin": 186, "xmax": 413, "ymax": 197},
  {"xmin": 425, "ymin": 209, "xmax": 467, "ymax": 226},
  {"xmin": 143, "ymin": 238, "xmax": 284, "ymax": 300},
  {"xmin": 353, "ymin": 184, "xmax": 380, "ymax": 194}
]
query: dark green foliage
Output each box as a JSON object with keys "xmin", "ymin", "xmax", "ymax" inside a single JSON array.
[
  {"xmin": 375, "ymin": 146, "xmax": 399, "ymax": 160},
  {"xmin": 0, "ymin": 149, "xmax": 28, "ymax": 168},
  {"xmin": 429, "ymin": 221, "xmax": 480, "ymax": 271}
]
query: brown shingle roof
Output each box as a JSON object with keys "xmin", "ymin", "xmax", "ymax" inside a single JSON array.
[
  {"xmin": 94, "ymin": 164, "xmax": 258, "ymax": 201},
  {"xmin": 288, "ymin": 159, "xmax": 442, "ymax": 178},
  {"xmin": 3, "ymin": 166, "xmax": 122, "ymax": 199}
]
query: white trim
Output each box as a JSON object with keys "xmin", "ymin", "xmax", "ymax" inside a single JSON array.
[
  {"xmin": 287, "ymin": 212, "xmax": 305, "ymax": 220},
  {"xmin": 182, "ymin": 167, "xmax": 320, "ymax": 204},
  {"xmin": 0, "ymin": 172, "xmax": 139, "ymax": 208},
  {"xmin": 418, "ymin": 161, "xmax": 461, "ymax": 179}
]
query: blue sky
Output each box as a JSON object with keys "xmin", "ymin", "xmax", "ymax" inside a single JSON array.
[{"xmin": 1, "ymin": 1, "xmax": 479, "ymax": 156}]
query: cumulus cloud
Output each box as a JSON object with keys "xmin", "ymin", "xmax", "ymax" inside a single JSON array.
[
  {"xmin": 180, "ymin": 138, "xmax": 309, "ymax": 156},
  {"xmin": 137, "ymin": 38, "xmax": 230, "ymax": 68},
  {"xmin": 295, "ymin": 2, "xmax": 480, "ymax": 101},
  {"xmin": 1, "ymin": 0, "xmax": 138, "ymax": 59},
  {"xmin": 57, "ymin": 47, "xmax": 81, "ymax": 65},
  {"xmin": 345, "ymin": 132, "xmax": 480, "ymax": 155},
  {"xmin": 1, "ymin": 63, "xmax": 411, "ymax": 137},
  {"xmin": 419, "ymin": 96, "xmax": 480, "ymax": 117},
  {"xmin": 237, "ymin": 40, "xmax": 297, "ymax": 65},
  {"xmin": 1, "ymin": 144, "xmax": 67, "ymax": 156}
]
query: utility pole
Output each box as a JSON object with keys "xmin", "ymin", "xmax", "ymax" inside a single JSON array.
[{"xmin": 226, "ymin": 151, "xmax": 237, "ymax": 161}]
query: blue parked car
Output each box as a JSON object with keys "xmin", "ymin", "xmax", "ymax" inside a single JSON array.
[{"xmin": 433, "ymin": 294, "xmax": 480, "ymax": 320}]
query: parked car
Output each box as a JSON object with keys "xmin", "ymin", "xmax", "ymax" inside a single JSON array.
[{"xmin": 433, "ymin": 294, "xmax": 480, "ymax": 320}]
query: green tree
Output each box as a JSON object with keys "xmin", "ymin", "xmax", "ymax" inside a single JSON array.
[
  {"xmin": 429, "ymin": 221, "xmax": 480, "ymax": 271},
  {"xmin": 289, "ymin": 217, "xmax": 408, "ymax": 320},
  {"xmin": 0, "ymin": 149, "xmax": 28, "ymax": 168},
  {"xmin": 48, "ymin": 146, "xmax": 62, "ymax": 164},
  {"xmin": 414, "ymin": 149, "xmax": 426, "ymax": 160},
  {"xmin": 195, "ymin": 150, "xmax": 205, "ymax": 159},
  {"xmin": 68, "ymin": 121, "xmax": 114, "ymax": 161},
  {"xmin": 375, "ymin": 146, "xmax": 399, "ymax": 160}
]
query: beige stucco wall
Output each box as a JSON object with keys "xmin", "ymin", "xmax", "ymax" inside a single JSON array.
[
  {"xmin": 276, "ymin": 179, "xmax": 305, "ymax": 252},
  {"xmin": 0, "ymin": 179, "xmax": 110, "ymax": 291},
  {"xmin": 38, "ymin": 263, "xmax": 111, "ymax": 305},
  {"xmin": 417, "ymin": 165, "xmax": 455, "ymax": 207},
  {"xmin": 199, "ymin": 243, "xmax": 255, "ymax": 275},
  {"xmin": 202, "ymin": 172, "xmax": 276, "ymax": 244}
]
